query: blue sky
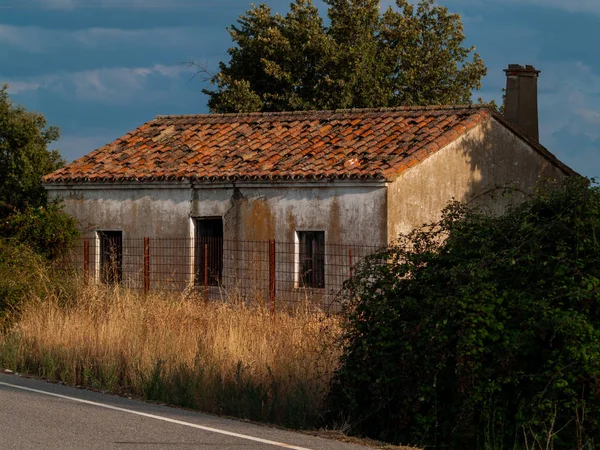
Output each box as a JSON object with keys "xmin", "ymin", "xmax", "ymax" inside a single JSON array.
[{"xmin": 1, "ymin": 0, "xmax": 599, "ymax": 178}]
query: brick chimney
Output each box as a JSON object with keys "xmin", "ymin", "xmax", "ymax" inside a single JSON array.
[{"xmin": 503, "ymin": 64, "xmax": 541, "ymax": 141}]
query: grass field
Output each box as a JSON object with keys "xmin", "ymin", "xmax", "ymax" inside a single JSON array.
[{"xmin": 0, "ymin": 283, "xmax": 342, "ymax": 429}]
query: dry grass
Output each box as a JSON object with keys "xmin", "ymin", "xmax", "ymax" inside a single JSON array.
[{"xmin": 0, "ymin": 283, "xmax": 342, "ymax": 428}]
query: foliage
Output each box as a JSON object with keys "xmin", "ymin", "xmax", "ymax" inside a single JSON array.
[
  {"xmin": 0, "ymin": 85, "xmax": 63, "ymax": 209},
  {"xmin": 203, "ymin": 0, "xmax": 487, "ymax": 113},
  {"xmin": 327, "ymin": 177, "xmax": 600, "ymax": 449},
  {"xmin": 0, "ymin": 239, "xmax": 52, "ymax": 320},
  {"xmin": 0, "ymin": 86, "xmax": 78, "ymax": 259},
  {"xmin": 1, "ymin": 202, "xmax": 79, "ymax": 260}
]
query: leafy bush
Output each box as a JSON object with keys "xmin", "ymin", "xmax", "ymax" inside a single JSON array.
[
  {"xmin": 1, "ymin": 202, "xmax": 79, "ymax": 260},
  {"xmin": 327, "ymin": 177, "xmax": 600, "ymax": 449},
  {"xmin": 0, "ymin": 238, "xmax": 76, "ymax": 323},
  {"xmin": 0, "ymin": 239, "xmax": 48, "ymax": 319}
]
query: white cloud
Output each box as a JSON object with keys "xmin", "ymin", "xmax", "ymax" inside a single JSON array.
[
  {"xmin": 0, "ymin": 24, "xmax": 200, "ymax": 53},
  {"xmin": 18, "ymin": 0, "xmax": 216, "ymax": 10},
  {"xmin": 533, "ymin": 61, "xmax": 600, "ymax": 156},
  {"xmin": 507, "ymin": 0, "xmax": 600, "ymax": 15},
  {"xmin": 4, "ymin": 81, "xmax": 43, "ymax": 94},
  {"xmin": 70, "ymin": 64, "xmax": 189, "ymax": 102},
  {"xmin": 435, "ymin": 0, "xmax": 600, "ymax": 16},
  {"xmin": 2, "ymin": 64, "xmax": 192, "ymax": 103}
]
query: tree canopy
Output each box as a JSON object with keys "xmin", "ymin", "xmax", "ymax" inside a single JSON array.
[
  {"xmin": 0, "ymin": 85, "xmax": 63, "ymax": 210},
  {"xmin": 203, "ymin": 0, "xmax": 487, "ymax": 113},
  {"xmin": 326, "ymin": 177, "xmax": 600, "ymax": 448},
  {"xmin": 0, "ymin": 86, "xmax": 78, "ymax": 260}
]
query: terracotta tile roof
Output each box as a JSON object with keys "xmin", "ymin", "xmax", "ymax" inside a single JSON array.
[{"xmin": 42, "ymin": 106, "xmax": 569, "ymax": 184}]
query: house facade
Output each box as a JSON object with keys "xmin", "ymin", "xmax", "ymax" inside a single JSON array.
[{"xmin": 42, "ymin": 66, "xmax": 574, "ymax": 301}]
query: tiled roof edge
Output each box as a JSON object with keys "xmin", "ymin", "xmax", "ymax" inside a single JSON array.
[{"xmin": 43, "ymin": 173, "xmax": 387, "ymax": 184}]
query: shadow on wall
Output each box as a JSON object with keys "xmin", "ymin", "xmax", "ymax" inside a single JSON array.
[
  {"xmin": 458, "ymin": 117, "xmax": 566, "ymax": 217},
  {"xmin": 459, "ymin": 64, "xmax": 566, "ymax": 214}
]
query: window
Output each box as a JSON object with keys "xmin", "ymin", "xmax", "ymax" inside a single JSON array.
[
  {"xmin": 298, "ymin": 231, "xmax": 325, "ymax": 288},
  {"xmin": 98, "ymin": 231, "xmax": 122, "ymax": 284},
  {"xmin": 194, "ymin": 218, "xmax": 223, "ymax": 286}
]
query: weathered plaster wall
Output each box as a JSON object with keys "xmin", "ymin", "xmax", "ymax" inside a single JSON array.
[
  {"xmin": 190, "ymin": 182, "xmax": 386, "ymax": 246},
  {"xmin": 47, "ymin": 181, "xmax": 387, "ymax": 301},
  {"xmin": 192, "ymin": 183, "xmax": 387, "ymax": 304},
  {"xmin": 387, "ymin": 117, "xmax": 568, "ymax": 241},
  {"xmin": 48, "ymin": 183, "xmax": 192, "ymax": 240},
  {"xmin": 48, "ymin": 184, "xmax": 194, "ymax": 289}
]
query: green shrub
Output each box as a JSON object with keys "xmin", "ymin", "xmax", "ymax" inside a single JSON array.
[
  {"xmin": 0, "ymin": 239, "xmax": 48, "ymax": 319},
  {"xmin": 327, "ymin": 177, "xmax": 600, "ymax": 449},
  {"xmin": 0, "ymin": 202, "xmax": 79, "ymax": 260}
]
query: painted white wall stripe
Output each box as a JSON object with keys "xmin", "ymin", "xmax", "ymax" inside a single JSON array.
[{"xmin": 0, "ymin": 381, "xmax": 313, "ymax": 450}]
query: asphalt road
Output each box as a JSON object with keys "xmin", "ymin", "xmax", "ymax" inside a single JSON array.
[{"xmin": 0, "ymin": 373, "xmax": 371, "ymax": 450}]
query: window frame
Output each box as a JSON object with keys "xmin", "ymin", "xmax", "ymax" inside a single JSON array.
[
  {"xmin": 97, "ymin": 230, "xmax": 123, "ymax": 284},
  {"xmin": 296, "ymin": 230, "xmax": 325, "ymax": 289},
  {"xmin": 193, "ymin": 217, "xmax": 224, "ymax": 287}
]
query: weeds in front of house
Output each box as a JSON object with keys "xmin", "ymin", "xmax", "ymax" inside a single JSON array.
[{"xmin": 0, "ymin": 283, "xmax": 341, "ymax": 429}]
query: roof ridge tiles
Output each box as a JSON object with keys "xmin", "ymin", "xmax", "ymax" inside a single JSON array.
[{"xmin": 155, "ymin": 104, "xmax": 488, "ymax": 120}]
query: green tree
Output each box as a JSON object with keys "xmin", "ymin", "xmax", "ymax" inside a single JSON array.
[
  {"xmin": 204, "ymin": 0, "xmax": 486, "ymax": 113},
  {"xmin": 0, "ymin": 86, "xmax": 78, "ymax": 260},
  {"xmin": 0, "ymin": 85, "xmax": 63, "ymax": 210},
  {"xmin": 327, "ymin": 177, "xmax": 600, "ymax": 449}
]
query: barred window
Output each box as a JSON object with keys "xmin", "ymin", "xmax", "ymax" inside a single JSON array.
[
  {"xmin": 194, "ymin": 218, "xmax": 223, "ymax": 286},
  {"xmin": 98, "ymin": 231, "xmax": 122, "ymax": 284},
  {"xmin": 297, "ymin": 231, "xmax": 325, "ymax": 288}
]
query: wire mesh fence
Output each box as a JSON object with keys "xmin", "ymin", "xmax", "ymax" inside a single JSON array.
[{"xmin": 61, "ymin": 237, "xmax": 383, "ymax": 311}]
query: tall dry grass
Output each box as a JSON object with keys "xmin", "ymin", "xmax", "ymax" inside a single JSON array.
[{"xmin": 0, "ymin": 283, "xmax": 342, "ymax": 428}]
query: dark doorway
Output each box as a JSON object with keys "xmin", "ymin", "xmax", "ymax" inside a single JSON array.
[
  {"xmin": 194, "ymin": 218, "xmax": 223, "ymax": 286},
  {"xmin": 298, "ymin": 231, "xmax": 325, "ymax": 288},
  {"xmin": 99, "ymin": 231, "xmax": 123, "ymax": 284}
]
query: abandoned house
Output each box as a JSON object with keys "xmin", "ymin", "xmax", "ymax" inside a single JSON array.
[{"xmin": 42, "ymin": 64, "xmax": 575, "ymax": 302}]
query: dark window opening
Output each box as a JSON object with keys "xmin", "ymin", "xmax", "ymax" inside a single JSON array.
[
  {"xmin": 298, "ymin": 231, "xmax": 325, "ymax": 288},
  {"xmin": 99, "ymin": 231, "xmax": 122, "ymax": 284},
  {"xmin": 194, "ymin": 218, "xmax": 223, "ymax": 286}
]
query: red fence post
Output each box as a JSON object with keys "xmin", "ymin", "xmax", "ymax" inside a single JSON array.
[
  {"xmin": 144, "ymin": 237, "xmax": 150, "ymax": 295},
  {"xmin": 269, "ymin": 239, "xmax": 276, "ymax": 314},
  {"xmin": 204, "ymin": 243, "xmax": 209, "ymax": 303},
  {"xmin": 349, "ymin": 248, "xmax": 354, "ymax": 298},
  {"xmin": 84, "ymin": 240, "xmax": 90, "ymax": 285}
]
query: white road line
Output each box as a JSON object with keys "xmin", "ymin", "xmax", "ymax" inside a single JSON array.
[{"xmin": 0, "ymin": 381, "xmax": 313, "ymax": 450}]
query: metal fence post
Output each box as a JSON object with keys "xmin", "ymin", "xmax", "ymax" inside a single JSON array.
[
  {"xmin": 349, "ymin": 248, "xmax": 353, "ymax": 279},
  {"xmin": 84, "ymin": 240, "xmax": 90, "ymax": 285},
  {"xmin": 269, "ymin": 239, "xmax": 276, "ymax": 314},
  {"xmin": 144, "ymin": 237, "xmax": 150, "ymax": 295},
  {"xmin": 204, "ymin": 243, "xmax": 209, "ymax": 303}
]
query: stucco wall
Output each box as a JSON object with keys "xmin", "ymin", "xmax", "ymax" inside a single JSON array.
[
  {"xmin": 191, "ymin": 183, "xmax": 387, "ymax": 304},
  {"xmin": 48, "ymin": 183, "xmax": 192, "ymax": 240},
  {"xmin": 387, "ymin": 117, "xmax": 568, "ymax": 241},
  {"xmin": 47, "ymin": 181, "xmax": 387, "ymax": 303},
  {"xmin": 190, "ymin": 182, "xmax": 386, "ymax": 245}
]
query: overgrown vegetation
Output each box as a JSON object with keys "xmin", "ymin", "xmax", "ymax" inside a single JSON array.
[
  {"xmin": 327, "ymin": 177, "xmax": 600, "ymax": 449},
  {"xmin": 0, "ymin": 238, "xmax": 76, "ymax": 321},
  {"xmin": 0, "ymin": 86, "xmax": 79, "ymax": 318},
  {"xmin": 0, "ymin": 85, "xmax": 63, "ymax": 210},
  {"xmin": 0, "ymin": 286, "xmax": 341, "ymax": 429}
]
